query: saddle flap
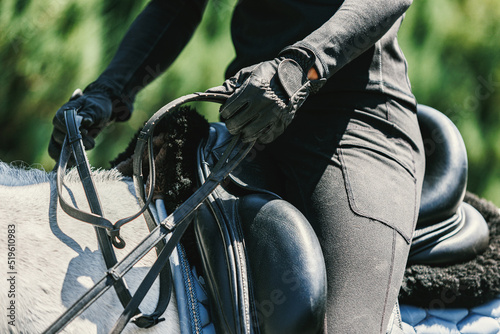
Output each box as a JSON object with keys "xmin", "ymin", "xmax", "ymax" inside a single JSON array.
[
  {"xmin": 238, "ymin": 194, "xmax": 327, "ymax": 334},
  {"xmin": 193, "ymin": 190, "xmax": 327, "ymax": 334},
  {"xmin": 194, "ymin": 193, "xmax": 250, "ymax": 333}
]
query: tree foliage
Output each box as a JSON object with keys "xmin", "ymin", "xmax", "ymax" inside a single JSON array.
[
  {"xmin": 399, "ymin": 0, "xmax": 500, "ymax": 205},
  {"xmin": 1, "ymin": 0, "xmax": 499, "ymax": 205}
]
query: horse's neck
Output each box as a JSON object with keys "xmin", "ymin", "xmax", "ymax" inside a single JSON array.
[
  {"xmin": 0, "ymin": 165, "xmax": 180, "ymax": 333},
  {"xmin": 1, "ymin": 168, "xmax": 136, "ymax": 250}
]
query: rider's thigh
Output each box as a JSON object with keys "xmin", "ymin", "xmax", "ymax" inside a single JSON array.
[
  {"xmin": 268, "ymin": 108, "xmax": 424, "ymax": 333},
  {"xmin": 282, "ymin": 162, "xmax": 412, "ymax": 333}
]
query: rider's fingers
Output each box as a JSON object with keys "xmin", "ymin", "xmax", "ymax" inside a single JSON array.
[
  {"xmin": 48, "ymin": 137, "xmax": 62, "ymax": 161},
  {"xmin": 80, "ymin": 114, "xmax": 94, "ymax": 128},
  {"xmin": 52, "ymin": 128, "xmax": 66, "ymax": 146},
  {"xmin": 52, "ymin": 113, "xmax": 67, "ymax": 132},
  {"xmin": 82, "ymin": 136, "xmax": 95, "ymax": 150}
]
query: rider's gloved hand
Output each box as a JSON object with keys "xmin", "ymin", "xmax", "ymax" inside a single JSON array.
[
  {"xmin": 48, "ymin": 83, "xmax": 130, "ymax": 161},
  {"xmin": 207, "ymin": 47, "xmax": 326, "ymax": 144}
]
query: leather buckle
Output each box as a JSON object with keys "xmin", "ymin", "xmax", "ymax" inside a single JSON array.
[{"xmin": 131, "ymin": 313, "xmax": 165, "ymax": 328}]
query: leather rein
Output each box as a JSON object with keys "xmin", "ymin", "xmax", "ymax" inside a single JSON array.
[{"xmin": 45, "ymin": 92, "xmax": 255, "ymax": 334}]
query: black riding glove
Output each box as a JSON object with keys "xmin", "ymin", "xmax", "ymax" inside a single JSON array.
[
  {"xmin": 48, "ymin": 84, "xmax": 117, "ymax": 161},
  {"xmin": 207, "ymin": 47, "xmax": 326, "ymax": 144}
]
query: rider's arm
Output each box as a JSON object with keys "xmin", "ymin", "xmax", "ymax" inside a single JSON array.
[
  {"xmin": 282, "ymin": 0, "xmax": 412, "ymax": 80},
  {"xmin": 209, "ymin": 0, "xmax": 412, "ymax": 144},
  {"xmin": 91, "ymin": 0, "xmax": 208, "ymax": 120},
  {"xmin": 48, "ymin": 0, "xmax": 208, "ymax": 160}
]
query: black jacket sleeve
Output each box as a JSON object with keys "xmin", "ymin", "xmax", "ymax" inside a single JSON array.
[
  {"xmin": 87, "ymin": 0, "xmax": 208, "ymax": 120},
  {"xmin": 282, "ymin": 0, "xmax": 413, "ymax": 80}
]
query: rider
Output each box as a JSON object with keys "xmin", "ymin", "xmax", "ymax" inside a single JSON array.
[{"xmin": 49, "ymin": 0, "xmax": 424, "ymax": 332}]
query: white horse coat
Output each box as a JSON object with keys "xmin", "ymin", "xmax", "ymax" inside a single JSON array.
[{"xmin": 0, "ymin": 163, "xmax": 180, "ymax": 334}]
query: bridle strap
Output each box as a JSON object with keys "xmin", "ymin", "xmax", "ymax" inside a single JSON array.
[
  {"xmin": 57, "ymin": 109, "xmax": 157, "ymax": 247},
  {"xmin": 56, "ymin": 109, "xmax": 171, "ymax": 327},
  {"xmin": 46, "ymin": 92, "xmax": 254, "ymax": 333}
]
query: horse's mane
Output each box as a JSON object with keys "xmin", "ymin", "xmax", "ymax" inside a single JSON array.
[
  {"xmin": 0, "ymin": 161, "xmax": 125, "ymax": 187},
  {"xmin": 0, "ymin": 161, "xmax": 52, "ymax": 186},
  {"xmin": 110, "ymin": 105, "xmax": 210, "ymax": 213}
]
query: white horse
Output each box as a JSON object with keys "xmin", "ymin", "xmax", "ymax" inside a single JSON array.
[
  {"xmin": 0, "ymin": 162, "xmax": 180, "ymax": 334},
  {"xmin": 2, "ymin": 161, "xmax": 500, "ymax": 334}
]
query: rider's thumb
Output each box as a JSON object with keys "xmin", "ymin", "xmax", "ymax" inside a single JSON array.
[
  {"xmin": 82, "ymin": 135, "xmax": 96, "ymax": 150},
  {"xmin": 81, "ymin": 116, "xmax": 94, "ymax": 128}
]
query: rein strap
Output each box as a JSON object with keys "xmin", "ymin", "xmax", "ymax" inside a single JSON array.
[{"xmin": 46, "ymin": 92, "xmax": 254, "ymax": 334}]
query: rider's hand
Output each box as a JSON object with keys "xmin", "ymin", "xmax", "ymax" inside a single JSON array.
[
  {"xmin": 48, "ymin": 87, "xmax": 114, "ymax": 161},
  {"xmin": 207, "ymin": 47, "xmax": 326, "ymax": 144}
]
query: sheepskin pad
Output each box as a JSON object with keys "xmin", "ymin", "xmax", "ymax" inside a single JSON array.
[{"xmin": 400, "ymin": 192, "xmax": 500, "ymax": 333}]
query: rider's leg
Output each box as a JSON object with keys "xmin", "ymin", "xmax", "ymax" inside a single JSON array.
[{"xmin": 266, "ymin": 98, "xmax": 425, "ymax": 333}]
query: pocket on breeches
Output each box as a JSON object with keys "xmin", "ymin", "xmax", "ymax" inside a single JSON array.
[{"xmin": 339, "ymin": 127, "xmax": 418, "ymax": 243}]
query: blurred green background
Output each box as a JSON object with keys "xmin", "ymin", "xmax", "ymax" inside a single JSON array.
[{"xmin": 1, "ymin": 0, "xmax": 499, "ymax": 206}]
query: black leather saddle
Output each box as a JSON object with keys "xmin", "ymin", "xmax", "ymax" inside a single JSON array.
[
  {"xmin": 408, "ymin": 105, "xmax": 489, "ymax": 265},
  {"xmin": 193, "ymin": 123, "xmax": 327, "ymax": 334}
]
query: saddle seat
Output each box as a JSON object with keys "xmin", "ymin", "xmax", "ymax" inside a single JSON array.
[{"xmin": 409, "ymin": 105, "xmax": 489, "ymax": 265}]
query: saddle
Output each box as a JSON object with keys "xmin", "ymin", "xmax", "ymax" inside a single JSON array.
[{"xmin": 193, "ymin": 123, "xmax": 327, "ymax": 333}]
